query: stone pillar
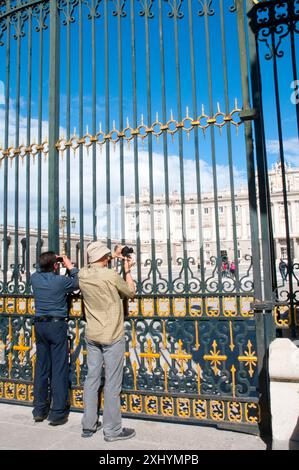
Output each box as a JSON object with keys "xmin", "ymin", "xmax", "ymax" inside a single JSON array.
[{"xmin": 269, "ymin": 338, "xmax": 299, "ymax": 449}]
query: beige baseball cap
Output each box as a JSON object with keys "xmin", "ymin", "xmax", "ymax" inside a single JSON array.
[{"xmin": 87, "ymin": 241, "xmax": 111, "ymax": 263}]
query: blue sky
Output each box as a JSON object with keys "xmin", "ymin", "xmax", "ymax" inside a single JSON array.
[{"xmin": 0, "ymin": 0, "xmax": 298, "ymax": 236}]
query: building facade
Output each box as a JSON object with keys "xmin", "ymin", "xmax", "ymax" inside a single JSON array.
[
  {"xmin": 0, "ymin": 163, "xmax": 297, "ymax": 277},
  {"xmin": 124, "ymin": 162, "xmax": 299, "ymax": 265}
]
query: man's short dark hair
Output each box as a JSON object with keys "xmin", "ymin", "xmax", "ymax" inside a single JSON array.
[{"xmin": 39, "ymin": 251, "xmax": 57, "ymax": 272}]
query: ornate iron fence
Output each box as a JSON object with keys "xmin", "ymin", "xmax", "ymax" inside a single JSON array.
[{"xmin": 0, "ymin": 0, "xmax": 292, "ymax": 436}]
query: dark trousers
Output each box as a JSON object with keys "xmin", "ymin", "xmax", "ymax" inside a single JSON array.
[{"xmin": 33, "ymin": 321, "xmax": 69, "ymax": 421}]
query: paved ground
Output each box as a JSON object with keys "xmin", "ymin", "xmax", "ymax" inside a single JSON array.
[{"xmin": 0, "ymin": 403, "xmax": 266, "ymax": 451}]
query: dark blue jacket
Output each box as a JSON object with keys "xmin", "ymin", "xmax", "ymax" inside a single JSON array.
[{"xmin": 30, "ymin": 268, "xmax": 79, "ymax": 318}]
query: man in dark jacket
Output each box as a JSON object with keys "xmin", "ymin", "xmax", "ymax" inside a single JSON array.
[
  {"xmin": 279, "ymin": 258, "xmax": 288, "ymax": 281},
  {"xmin": 30, "ymin": 252, "xmax": 79, "ymax": 425}
]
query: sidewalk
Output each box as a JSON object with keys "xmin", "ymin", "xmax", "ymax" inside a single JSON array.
[{"xmin": 0, "ymin": 403, "xmax": 266, "ymax": 450}]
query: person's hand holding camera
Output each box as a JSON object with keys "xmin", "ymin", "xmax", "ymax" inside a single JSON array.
[
  {"xmin": 113, "ymin": 245, "xmax": 125, "ymax": 259},
  {"xmin": 124, "ymin": 258, "xmax": 134, "ymax": 275},
  {"xmin": 61, "ymin": 255, "xmax": 73, "ymax": 271}
]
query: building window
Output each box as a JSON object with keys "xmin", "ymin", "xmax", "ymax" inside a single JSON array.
[
  {"xmin": 190, "ymin": 209, "xmax": 195, "ymax": 215},
  {"xmin": 219, "ymin": 206, "xmax": 223, "ymax": 213},
  {"xmin": 204, "ymin": 208, "xmax": 209, "ymax": 214}
]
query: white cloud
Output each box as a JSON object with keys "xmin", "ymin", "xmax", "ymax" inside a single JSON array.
[{"xmin": 266, "ymin": 137, "xmax": 299, "ymax": 166}]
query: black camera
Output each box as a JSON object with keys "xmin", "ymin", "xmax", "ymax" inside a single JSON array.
[
  {"xmin": 121, "ymin": 246, "xmax": 134, "ymax": 258},
  {"xmin": 56, "ymin": 256, "xmax": 63, "ymax": 263}
]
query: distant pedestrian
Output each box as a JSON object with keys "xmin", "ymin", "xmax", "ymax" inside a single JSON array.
[
  {"xmin": 279, "ymin": 258, "xmax": 288, "ymax": 281},
  {"xmin": 230, "ymin": 261, "xmax": 236, "ymax": 277},
  {"xmin": 222, "ymin": 260, "xmax": 229, "ymax": 277}
]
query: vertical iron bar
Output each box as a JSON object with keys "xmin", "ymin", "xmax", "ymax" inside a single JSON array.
[
  {"xmin": 237, "ymin": 1, "xmax": 262, "ymax": 301},
  {"xmin": 248, "ymin": 17, "xmax": 276, "ymax": 305},
  {"xmin": 130, "ymin": 0, "xmax": 142, "ymax": 297},
  {"xmin": 117, "ymin": 1, "xmax": 125, "ymax": 245},
  {"xmin": 26, "ymin": 9, "xmax": 32, "ymax": 291},
  {"xmin": 187, "ymin": 0, "xmax": 205, "ymax": 293},
  {"xmin": 92, "ymin": 0, "xmax": 97, "ymax": 240},
  {"xmin": 256, "ymin": 46, "xmax": 277, "ymax": 303},
  {"xmin": 202, "ymin": 2, "xmax": 222, "ymax": 302},
  {"xmin": 290, "ymin": 28, "xmax": 299, "ymax": 139},
  {"xmin": 105, "ymin": 0, "xmax": 111, "ymax": 248},
  {"xmin": 3, "ymin": 20, "xmax": 10, "ymax": 292},
  {"xmin": 66, "ymin": 0, "xmax": 71, "ymax": 256},
  {"xmin": 173, "ymin": 1, "xmax": 188, "ymax": 299},
  {"xmin": 79, "ymin": 0, "xmax": 84, "ymax": 266},
  {"xmin": 48, "ymin": 0, "xmax": 60, "ymax": 253},
  {"xmin": 246, "ymin": 3, "xmax": 276, "ymax": 316},
  {"xmin": 14, "ymin": 14, "xmax": 21, "ymax": 293},
  {"xmin": 158, "ymin": 0, "xmax": 173, "ymax": 305},
  {"xmin": 144, "ymin": 4, "xmax": 157, "ymax": 297},
  {"xmin": 219, "ymin": 1, "xmax": 240, "ymax": 293},
  {"xmin": 37, "ymin": 7, "xmax": 43, "ymax": 261}
]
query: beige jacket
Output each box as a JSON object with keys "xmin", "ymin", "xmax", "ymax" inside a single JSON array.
[{"xmin": 78, "ymin": 265, "xmax": 135, "ymax": 344}]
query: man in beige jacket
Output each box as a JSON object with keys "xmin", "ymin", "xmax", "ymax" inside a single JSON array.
[{"xmin": 78, "ymin": 242, "xmax": 135, "ymax": 441}]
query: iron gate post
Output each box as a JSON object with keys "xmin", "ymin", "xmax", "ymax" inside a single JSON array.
[
  {"xmin": 237, "ymin": 0, "xmax": 277, "ymax": 440},
  {"xmin": 246, "ymin": 0, "xmax": 276, "ymax": 304},
  {"xmin": 245, "ymin": 0, "xmax": 278, "ymax": 441},
  {"xmin": 253, "ymin": 301, "xmax": 276, "ymax": 442},
  {"xmin": 48, "ymin": 0, "xmax": 60, "ymax": 253}
]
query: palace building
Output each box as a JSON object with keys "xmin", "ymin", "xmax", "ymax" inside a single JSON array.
[{"xmin": 0, "ymin": 162, "xmax": 298, "ymax": 273}]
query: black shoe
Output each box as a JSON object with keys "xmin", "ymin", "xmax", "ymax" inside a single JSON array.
[
  {"xmin": 104, "ymin": 428, "xmax": 136, "ymax": 442},
  {"xmin": 33, "ymin": 414, "xmax": 48, "ymax": 423},
  {"xmin": 48, "ymin": 416, "xmax": 68, "ymax": 426},
  {"xmin": 81, "ymin": 421, "xmax": 102, "ymax": 438}
]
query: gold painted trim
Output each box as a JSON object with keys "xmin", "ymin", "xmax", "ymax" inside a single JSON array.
[
  {"xmin": 274, "ymin": 305, "xmax": 291, "ymax": 328},
  {"xmin": 170, "ymin": 339, "xmax": 192, "ymax": 374},
  {"xmin": 27, "ymin": 298, "xmax": 35, "ymax": 315},
  {"xmin": 141, "ymin": 298, "xmax": 155, "ymax": 317},
  {"xmin": 128, "ymin": 299, "xmax": 139, "ymax": 317},
  {"xmin": 139, "ymin": 339, "xmax": 160, "ymax": 373},
  {"xmin": 210, "ymin": 400, "xmax": 225, "ymax": 421},
  {"xmin": 227, "ymin": 402, "xmax": 243, "ymax": 423},
  {"xmin": 161, "ymin": 396, "xmax": 174, "ymax": 417},
  {"xmin": 238, "ymin": 340, "xmax": 257, "ymax": 378},
  {"xmin": 223, "ymin": 297, "xmax": 237, "ymax": 317},
  {"xmin": 203, "ymin": 340, "xmax": 227, "ymax": 375},
  {"xmin": 177, "ymin": 398, "xmax": 191, "ymax": 418},
  {"xmin": 157, "ymin": 298, "xmax": 170, "ymax": 317},
  {"xmin": 145, "ymin": 395, "xmax": 159, "ymax": 415},
  {"xmin": 245, "ymin": 403, "xmax": 260, "ymax": 424},
  {"xmin": 5, "ymin": 298, "xmax": 15, "ymax": 314},
  {"xmin": 193, "ymin": 399, "xmax": 208, "ymax": 420},
  {"xmin": 173, "ymin": 298, "xmax": 186, "ymax": 317},
  {"xmin": 205, "ymin": 297, "xmax": 220, "ymax": 317},
  {"xmin": 16, "ymin": 298, "xmax": 27, "ymax": 315},
  {"xmin": 229, "ymin": 321, "xmax": 235, "ymax": 352},
  {"xmin": 129, "ymin": 394, "xmax": 142, "ymax": 414}
]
